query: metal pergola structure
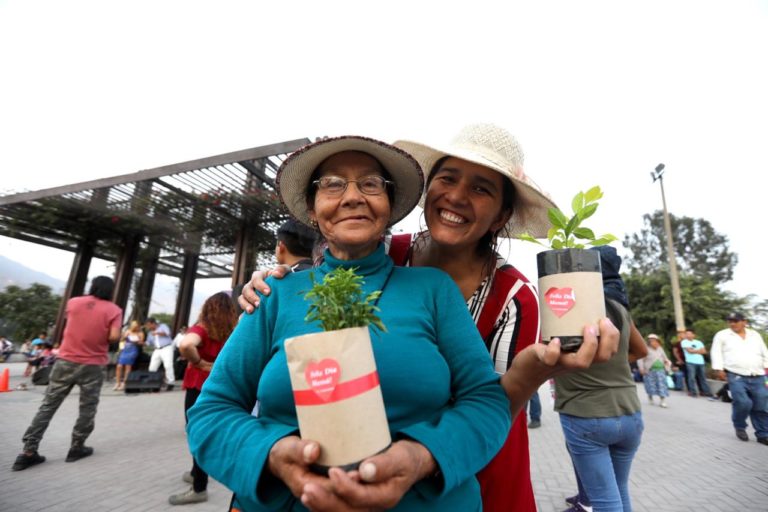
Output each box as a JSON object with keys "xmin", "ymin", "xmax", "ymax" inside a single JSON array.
[{"xmin": 0, "ymin": 137, "xmax": 311, "ymax": 340}]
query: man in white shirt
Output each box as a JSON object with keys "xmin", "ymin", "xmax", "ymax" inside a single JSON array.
[
  {"xmin": 710, "ymin": 312, "xmax": 768, "ymax": 445},
  {"xmin": 145, "ymin": 317, "xmax": 175, "ymax": 391}
]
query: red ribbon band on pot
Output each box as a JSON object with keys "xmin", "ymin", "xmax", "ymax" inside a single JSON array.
[{"xmin": 294, "ymin": 371, "xmax": 380, "ymax": 406}]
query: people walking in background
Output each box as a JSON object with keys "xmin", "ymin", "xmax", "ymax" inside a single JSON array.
[
  {"xmin": 638, "ymin": 333, "xmax": 672, "ymax": 407},
  {"xmin": 113, "ymin": 320, "xmax": 145, "ymax": 391},
  {"xmin": 12, "ymin": 276, "xmax": 122, "ymax": 471},
  {"xmin": 528, "ymin": 389, "xmax": 542, "ymax": 429},
  {"xmin": 145, "ymin": 317, "xmax": 175, "ymax": 391},
  {"xmin": 169, "ymin": 292, "xmax": 238, "ymax": 506},
  {"xmin": 682, "ymin": 328, "xmax": 712, "ymax": 397},
  {"xmin": 555, "ymin": 246, "xmax": 645, "ymax": 512},
  {"xmin": 710, "ymin": 312, "xmax": 768, "ymax": 444}
]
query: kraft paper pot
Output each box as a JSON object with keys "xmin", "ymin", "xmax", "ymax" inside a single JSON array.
[
  {"xmin": 537, "ymin": 249, "xmax": 605, "ymax": 351},
  {"xmin": 284, "ymin": 326, "xmax": 391, "ymax": 473}
]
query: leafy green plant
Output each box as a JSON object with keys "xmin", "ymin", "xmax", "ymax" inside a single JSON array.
[
  {"xmin": 304, "ymin": 267, "xmax": 386, "ymax": 333},
  {"xmin": 519, "ymin": 186, "xmax": 618, "ymax": 249}
]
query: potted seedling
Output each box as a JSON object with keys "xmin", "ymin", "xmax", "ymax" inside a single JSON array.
[
  {"xmin": 284, "ymin": 267, "xmax": 390, "ymax": 474},
  {"xmin": 520, "ymin": 186, "xmax": 617, "ymax": 351}
]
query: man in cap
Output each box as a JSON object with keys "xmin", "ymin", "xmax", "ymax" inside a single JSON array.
[{"xmin": 710, "ymin": 312, "xmax": 768, "ymax": 444}]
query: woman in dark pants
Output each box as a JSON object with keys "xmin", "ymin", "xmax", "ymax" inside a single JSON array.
[{"xmin": 168, "ymin": 292, "xmax": 238, "ymax": 506}]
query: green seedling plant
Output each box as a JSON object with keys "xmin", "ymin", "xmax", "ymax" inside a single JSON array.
[
  {"xmin": 519, "ymin": 186, "xmax": 618, "ymax": 249},
  {"xmin": 304, "ymin": 267, "xmax": 386, "ymax": 333}
]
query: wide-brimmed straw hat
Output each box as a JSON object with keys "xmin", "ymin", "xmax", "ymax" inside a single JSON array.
[
  {"xmin": 394, "ymin": 123, "xmax": 557, "ymax": 238},
  {"xmin": 276, "ymin": 136, "xmax": 424, "ymax": 228}
]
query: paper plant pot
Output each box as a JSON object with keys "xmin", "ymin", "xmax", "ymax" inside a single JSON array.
[
  {"xmin": 537, "ymin": 249, "xmax": 605, "ymax": 352},
  {"xmin": 284, "ymin": 326, "xmax": 391, "ymax": 473}
]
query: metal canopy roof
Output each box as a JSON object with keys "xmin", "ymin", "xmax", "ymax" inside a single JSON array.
[{"xmin": 0, "ymin": 138, "xmax": 311, "ymax": 279}]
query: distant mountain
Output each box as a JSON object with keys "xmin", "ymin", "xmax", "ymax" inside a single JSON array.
[{"xmin": 0, "ymin": 255, "xmax": 66, "ymax": 293}]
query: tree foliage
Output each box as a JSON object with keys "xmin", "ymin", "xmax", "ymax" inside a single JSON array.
[
  {"xmin": 622, "ymin": 211, "xmax": 753, "ymax": 350},
  {"xmin": 0, "ymin": 283, "xmax": 61, "ymax": 342},
  {"xmin": 624, "ymin": 271, "xmax": 745, "ymax": 346},
  {"xmin": 623, "ymin": 211, "xmax": 738, "ymax": 284}
]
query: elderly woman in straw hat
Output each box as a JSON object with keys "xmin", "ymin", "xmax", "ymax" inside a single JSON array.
[
  {"xmin": 240, "ymin": 124, "xmax": 620, "ymax": 512},
  {"xmin": 187, "ymin": 136, "xmax": 513, "ymax": 512}
]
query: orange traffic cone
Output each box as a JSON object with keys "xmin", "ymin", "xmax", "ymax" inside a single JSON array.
[{"xmin": 0, "ymin": 367, "xmax": 10, "ymax": 392}]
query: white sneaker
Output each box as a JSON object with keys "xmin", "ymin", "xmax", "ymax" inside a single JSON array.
[
  {"xmin": 660, "ymin": 400, "xmax": 668, "ymax": 408},
  {"xmin": 169, "ymin": 488, "xmax": 207, "ymax": 505}
]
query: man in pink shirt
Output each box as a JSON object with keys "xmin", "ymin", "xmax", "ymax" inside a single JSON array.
[{"xmin": 12, "ymin": 276, "xmax": 123, "ymax": 471}]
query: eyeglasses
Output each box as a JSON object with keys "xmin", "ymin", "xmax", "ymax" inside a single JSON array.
[{"xmin": 312, "ymin": 175, "xmax": 392, "ymax": 196}]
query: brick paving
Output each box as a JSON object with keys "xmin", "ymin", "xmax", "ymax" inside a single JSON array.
[{"xmin": 2, "ymin": 361, "xmax": 767, "ymax": 511}]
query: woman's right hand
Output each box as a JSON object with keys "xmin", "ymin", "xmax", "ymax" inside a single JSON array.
[
  {"xmin": 237, "ymin": 266, "xmax": 292, "ymax": 314},
  {"xmin": 501, "ymin": 318, "xmax": 620, "ymax": 419},
  {"xmin": 268, "ymin": 436, "xmax": 332, "ymax": 499}
]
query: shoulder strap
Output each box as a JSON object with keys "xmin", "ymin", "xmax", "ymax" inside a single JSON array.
[
  {"xmin": 475, "ymin": 265, "xmax": 516, "ymax": 340},
  {"xmin": 388, "ymin": 233, "xmax": 413, "ymax": 266}
]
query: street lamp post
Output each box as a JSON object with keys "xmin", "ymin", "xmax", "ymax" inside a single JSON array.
[{"xmin": 651, "ymin": 163, "xmax": 686, "ymax": 332}]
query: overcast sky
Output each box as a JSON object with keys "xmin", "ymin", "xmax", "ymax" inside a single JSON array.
[{"xmin": 1, "ymin": 0, "xmax": 766, "ymax": 305}]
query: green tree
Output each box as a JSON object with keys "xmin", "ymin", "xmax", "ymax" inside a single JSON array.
[
  {"xmin": 0, "ymin": 283, "xmax": 61, "ymax": 342},
  {"xmin": 625, "ymin": 271, "xmax": 744, "ymax": 342},
  {"xmin": 622, "ymin": 211, "xmax": 748, "ymax": 348},
  {"xmin": 624, "ymin": 211, "xmax": 738, "ymax": 284}
]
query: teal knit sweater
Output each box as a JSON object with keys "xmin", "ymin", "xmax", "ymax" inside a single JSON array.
[{"xmin": 187, "ymin": 244, "xmax": 510, "ymax": 511}]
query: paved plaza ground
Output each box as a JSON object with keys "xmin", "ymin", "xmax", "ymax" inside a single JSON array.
[{"xmin": 1, "ymin": 361, "xmax": 766, "ymax": 511}]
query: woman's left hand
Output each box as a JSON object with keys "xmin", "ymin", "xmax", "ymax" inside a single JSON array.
[{"xmin": 300, "ymin": 440, "xmax": 436, "ymax": 512}]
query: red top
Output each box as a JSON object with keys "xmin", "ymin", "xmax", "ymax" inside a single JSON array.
[
  {"xmin": 57, "ymin": 295, "xmax": 123, "ymax": 366},
  {"xmin": 182, "ymin": 324, "xmax": 225, "ymax": 391},
  {"xmin": 389, "ymin": 233, "xmax": 540, "ymax": 512}
]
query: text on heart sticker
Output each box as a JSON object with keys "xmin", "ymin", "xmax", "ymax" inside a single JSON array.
[
  {"xmin": 305, "ymin": 359, "xmax": 341, "ymax": 402},
  {"xmin": 544, "ymin": 287, "xmax": 576, "ymax": 318}
]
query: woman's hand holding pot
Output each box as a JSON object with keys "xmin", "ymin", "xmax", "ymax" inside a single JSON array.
[
  {"xmin": 501, "ymin": 318, "xmax": 620, "ymax": 418},
  {"xmin": 300, "ymin": 439, "xmax": 436, "ymax": 512},
  {"xmin": 267, "ymin": 436, "xmax": 332, "ymax": 500}
]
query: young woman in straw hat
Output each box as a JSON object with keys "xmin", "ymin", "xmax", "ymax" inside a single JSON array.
[{"xmin": 240, "ymin": 124, "xmax": 620, "ymax": 512}]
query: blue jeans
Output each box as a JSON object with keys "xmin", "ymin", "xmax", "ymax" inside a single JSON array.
[
  {"xmin": 671, "ymin": 370, "xmax": 684, "ymax": 390},
  {"xmin": 528, "ymin": 390, "xmax": 542, "ymax": 422},
  {"xmin": 559, "ymin": 412, "xmax": 644, "ymax": 512},
  {"xmin": 685, "ymin": 363, "xmax": 712, "ymax": 396},
  {"xmin": 726, "ymin": 372, "xmax": 768, "ymax": 439}
]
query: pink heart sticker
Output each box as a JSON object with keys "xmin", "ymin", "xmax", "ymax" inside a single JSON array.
[
  {"xmin": 544, "ymin": 287, "xmax": 576, "ymax": 318},
  {"xmin": 305, "ymin": 359, "xmax": 341, "ymax": 402}
]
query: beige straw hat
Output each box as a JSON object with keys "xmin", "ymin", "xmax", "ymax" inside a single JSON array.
[
  {"xmin": 276, "ymin": 136, "xmax": 424, "ymax": 228},
  {"xmin": 394, "ymin": 123, "xmax": 557, "ymax": 238}
]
